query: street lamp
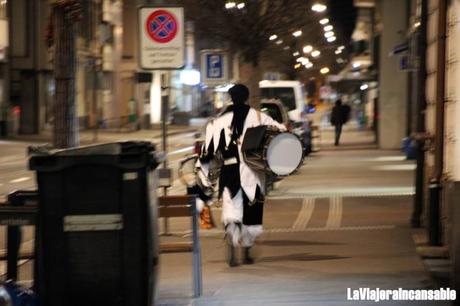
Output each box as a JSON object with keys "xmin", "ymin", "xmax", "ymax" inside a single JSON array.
[
  {"xmin": 319, "ymin": 18, "xmax": 329, "ymax": 25},
  {"xmin": 327, "ymin": 36, "xmax": 336, "ymax": 42},
  {"xmin": 320, "ymin": 67, "xmax": 330, "ymax": 74},
  {"xmin": 360, "ymin": 84, "xmax": 369, "ymax": 91},
  {"xmin": 269, "ymin": 34, "xmax": 278, "ymax": 41},
  {"xmin": 324, "ymin": 31, "xmax": 334, "ymax": 38},
  {"xmin": 303, "ymin": 45, "xmax": 313, "ymax": 53},
  {"xmin": 324, "ymin": 25, "xmax": 333, "ymax": 32},
  {"xmin": 225, "ymin": 1, "xmax": 236, "ymax": 9},
  {"xmin": 312, "ymin": 3, "xmax": 327, "ymax": 12},
  {"xmin": 292, "ymin": 30, "xmax": 302, "ymax": 37},
  {"xmin": 311, "ymin": 50, "xmax": 321, "ymax": 57},
  {"xmin": 237, "ymin": 2, "xmax": 245, "ymax": 9}
]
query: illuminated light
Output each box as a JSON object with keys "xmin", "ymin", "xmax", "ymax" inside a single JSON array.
[
  {"xmin": 276, "ymin": 39, "xmax": 283, "ymax": 45},
  {"xmin": 312, "ymin": 3, "xmax": 327, "ymax": 12},
  {"xmin": 283, "ymin": 46, "xmax": 290, "ymax": 50},
  {"xmin": 414, "ymin": 21, "xmax": 421, "ymax": 28},
  {"xmin": 324, "ymin": 31, "xmax": 334, "ymax": 38},
  {"xmin": 353, "ymin": 62, "xmax": 361, "ymax": 68},
  {"xmin": 237, "ymin": 2, "xmax": 245, "ymax": 9},
  {"xmin": 320, "ymin": 18, "xmax": 329, "ymax": 25},
  {"xmin": 269, "ymin": 34, "xmax": 278, "ymax": 41},
  {"xmin": 320, "ymin": 67, "xmax": 330, "ymax": 74},
  {"xmin": 303, "ymin": 45, "xmax": 313, "ymax": 53},
  {"xmin": 295, "ymin": 63, "xmax": 301, "ymax": 69},
  {"xmin": 297, "ymin": 57, "xmax": 310, "ymax": 65},
  {"xmin": 338, "ymin": 45, "xmax": 345, "ymax": 50},
  {"xmin": 360, "ymin": 84, "xmax": 369, "ymax": 91},
  {"xmin": 180, "ymin": 69, "xmax": 201, "ymax": 86},
  {"xmin": 305, "ymin": 62, "xmax": 313, "ymax": 69},
  {"xmin": 311, "ymin": 50, "xmax": 321, "ymax": 57},
  {"xmin": 335, "ymin": 49, "xmax": 342, "ymax": 54},
  {"xmin": 324, "ymin": 25, "xmax": 333, "ymax": 32},
  {"xmin": 293, "ymin": 52, "xmax": 300, "ymax": 57},
  {"xmin": 225, "ymin": 1, "xmax": 236, "ymax": 9},
  {"xmin": 292, "ymin": 30, "xmax": 303, "ymax": 37},
  {"xmin": 327, "ymin": 36, "xmax": 336, "ymax": 42}
]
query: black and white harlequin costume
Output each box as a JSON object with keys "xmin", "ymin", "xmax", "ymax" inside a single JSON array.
[{"xmin": 196, "ymin": 85, "xmax": 286, "ymax": 259}]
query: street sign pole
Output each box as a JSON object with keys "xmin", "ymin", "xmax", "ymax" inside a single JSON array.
[
  {"xmin": 161, "ymin": 72, "xmax": 169, "ymax": 235},
  {"xmin": 139, "ymin": 6, "xmax": 184, "ymax": 235}
]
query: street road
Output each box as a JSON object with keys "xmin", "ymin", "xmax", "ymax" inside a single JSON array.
[{"xmin": 0, "ymin": 131, "xmax": 198, "ymax": 200}]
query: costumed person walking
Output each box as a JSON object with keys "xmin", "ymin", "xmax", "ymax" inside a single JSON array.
[
  {"xmin": 196, "ymin": 84, "xmax": 286, "ymax": 267},
  {"xmin": 330, "ymin": 99, "xmax": 350, "ymax": 146}
]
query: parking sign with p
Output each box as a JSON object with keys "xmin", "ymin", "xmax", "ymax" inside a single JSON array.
[{"xmin": 201, "ymin": 50, "xmax": 228, "ymax": 86}]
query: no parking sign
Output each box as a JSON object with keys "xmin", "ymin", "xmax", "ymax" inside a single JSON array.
[{"xmin": 139, "ymin": 7, "xmax": 185, "ymax": 70}]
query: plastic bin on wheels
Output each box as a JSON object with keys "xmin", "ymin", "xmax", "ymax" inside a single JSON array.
[{"xmin": 29, "ymin": 142, "xmax": 160, "ymax": 306}]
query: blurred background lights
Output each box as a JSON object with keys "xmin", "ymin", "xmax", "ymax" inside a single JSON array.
[
  {"xmin": 320, "ymin": 67, "xmax": 330, "ymax": 74},
  {"xmin": 303, "ymin": 45, "xmax": 313, "ymax": 53},
  {"xmin": 312, "ymin": 3, "xmax": 327, "ymax": 12}
]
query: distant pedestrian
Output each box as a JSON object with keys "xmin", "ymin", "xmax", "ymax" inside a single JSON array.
[{"xmin": 330, "ymin": 99, "xmax": 350, "ymax": 146}]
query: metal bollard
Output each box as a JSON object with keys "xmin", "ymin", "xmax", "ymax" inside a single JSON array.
[{"xmin": 428, "ymin": 180, "xmax": 442, "ymax": 246}]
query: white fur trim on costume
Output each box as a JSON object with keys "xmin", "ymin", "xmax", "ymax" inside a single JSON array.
[
  {"xmin": 241, "ymin": 225, "xmax": 263, "ymax": 247},
  {"xmin": 222, "ymin": 188, "xmax": 243, "ymax": 224}
]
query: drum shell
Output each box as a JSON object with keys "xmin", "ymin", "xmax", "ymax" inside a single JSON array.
[{"xmin": 243, "ymin": 129, "xmax": 303, "ymax": 177}]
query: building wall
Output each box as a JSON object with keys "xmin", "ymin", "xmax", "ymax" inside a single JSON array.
[
  {"xmin": 445, "ymin": 0, "xmax": 460, "ymax": 294},
  {"xmin": 377, "ymin": 0, "xmax": 409, "ymax": 149},
  {"xmin": 9, "ymin": 0, "xmax": 52, "ymax": 134}
]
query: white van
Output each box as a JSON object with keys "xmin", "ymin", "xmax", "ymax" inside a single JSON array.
[{"xmin": 259, "ymin": 80, "xmax": 307, "ymax": 121}]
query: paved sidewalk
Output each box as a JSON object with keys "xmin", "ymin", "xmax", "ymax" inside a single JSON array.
[{"xmin": 156, "ymin": 129, "xmax": 449, "ymax": 306}]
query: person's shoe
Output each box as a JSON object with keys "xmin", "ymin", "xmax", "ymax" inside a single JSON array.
[{"xmin": 242, "ymin": 247, "xmax": 254, "ymax": 265}]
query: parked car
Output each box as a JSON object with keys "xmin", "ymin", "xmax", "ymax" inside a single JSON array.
[{"xmin": 259, "ymin": 80, "xmax": 307, "ymax": 122}]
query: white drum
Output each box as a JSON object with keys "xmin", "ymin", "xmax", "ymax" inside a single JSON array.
[
  {"xmin": 242, "ymin": 127, "xmax": 304, "ymax": 177},
  {"xmin": 266, "ymin": 133, "xmax": 304, "ymax": 176}
]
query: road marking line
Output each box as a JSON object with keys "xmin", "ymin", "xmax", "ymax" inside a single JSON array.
[
  {"xmin": 326, "ymin": 196, "xmax": 342, "ymax": 229},
  {"xmin": 299, "ymin": 198, "xmax": 315, "ymax": 229},
  {"xmin": 10, "ymin": 177, "xmax": 31, "ymax": 183},
  {"xmin": 178, "ymin": 224, "xmax": 397, "ymax": 237},
  {"xmin": 267, "ymin": 188, "xmax": 415, "ymax": 199},
  {"xmin": 167, "ymin": 146, "xmax": 194, "ymax": 156},
  {"xmin": 325, "ymin": 197, "xmax": 337, "ymax": 228},
  {"xmin": 292, "ymin": 197, "xmax": 315, "ymax": 230},
  {"xmin": 335, "ymin": 196, "xmax": 343, "ymax": 228}
]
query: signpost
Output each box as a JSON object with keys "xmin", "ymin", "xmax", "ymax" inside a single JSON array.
[
  {"xmin": 139, "ymin": 6, "xmax": 185, "ymax": 234},
  {"xmin": 200, "ymin": 50, "xmax": 228, "ymax": 86},
  {"xmin": 139, "ymin": 7, "xmax": 185, "ymax": 70}
]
